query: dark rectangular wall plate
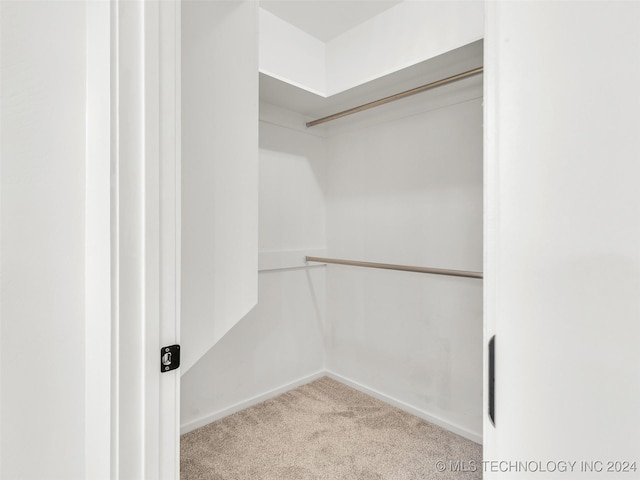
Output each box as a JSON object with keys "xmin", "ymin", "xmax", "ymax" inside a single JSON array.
[
  {"xmin": 488, "ymin": 335, "xmax": 495, "ymax": 426},
  {"xmin": 161, "ymin": 344, "xmax": 180, "ymax": 372}
]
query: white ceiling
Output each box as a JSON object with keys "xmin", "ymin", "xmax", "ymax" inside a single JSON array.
[{"xmin": 259, "ymin": 0, "xmax": 403, "ymax": 42}]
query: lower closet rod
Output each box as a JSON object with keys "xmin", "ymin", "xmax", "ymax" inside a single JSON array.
[{"xmin": 305, "ymin": 256, "xmax": 483, "ymax": 280}]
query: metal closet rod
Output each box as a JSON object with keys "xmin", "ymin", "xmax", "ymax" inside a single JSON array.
[
  {"xmin": 305, "ymin": 256, "xmax": 483, "ymax": 280},
  {"xmin": 305, "ymin": 66, "xmax": 484, "ymax": 128}
]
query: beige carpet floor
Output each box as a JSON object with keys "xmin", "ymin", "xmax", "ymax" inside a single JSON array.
[{"xmin": 181, "ymin": 376, "xmax": 482, "ymax": 479}]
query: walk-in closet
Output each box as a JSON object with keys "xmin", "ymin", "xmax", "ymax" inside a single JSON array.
[
  {"xmin": 4, "ymin": 1, "xmax": 640, "ymax": 479},
  {"xmin": 180, "ymin": 2, "xmax": 483, "ymax": 478}
]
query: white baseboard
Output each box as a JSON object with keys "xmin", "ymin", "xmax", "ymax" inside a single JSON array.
[
  {"xmin": 325, "ymin": 370, "xmax": 483, "ymax": 445},
  {"xmin": 180, "ymin": 370, "xmax": 325, "ymax": 435},
  {"xmin": 180, "ymin": 369, "xmax": 482, "ymax": 445}
]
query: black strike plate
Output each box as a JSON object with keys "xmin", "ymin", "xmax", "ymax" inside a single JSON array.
[
  {"xmin": 488, "ymin": 335, "xmax": 495, "ymax": 426},
  {"xmin": 161, "ymin": 344, "xmax": 180, "ymax": 372}
]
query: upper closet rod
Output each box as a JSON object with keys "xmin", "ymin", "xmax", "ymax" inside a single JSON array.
[
  {"xmin": 306, "ymin": 256, "xmax": 483, "ymax": 279},
  {"xmin": 306, "ymin": 66, "xmax": 483, "ymax": 128}
]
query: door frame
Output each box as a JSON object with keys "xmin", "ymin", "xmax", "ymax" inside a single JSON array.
[
  {"xmin": 88, "ymin": 1, "xmax": 182, "ymax": 478},
  {"xmin": 482, "ymin": 0, "xmax": 497, "ymax": 459}
]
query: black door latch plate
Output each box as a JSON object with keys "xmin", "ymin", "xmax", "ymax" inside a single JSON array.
[{"xmin": 161, "ymin": 344, "xmax": 180, "ymax": 372}]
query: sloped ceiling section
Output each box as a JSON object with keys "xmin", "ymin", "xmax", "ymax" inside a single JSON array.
[{"xmin": 259, "ymin": 0, "xmax": 484, "ymax": 97}]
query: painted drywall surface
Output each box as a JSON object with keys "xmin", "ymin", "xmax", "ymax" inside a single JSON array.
[
  {"xmin": 326, "ymin": 1, "xmax": 484, "ymax": 95},
  {"xmin": 181, "ymin": 115, "xmax": 327, "ymax": 429},
  {"xmin": 259, "ymin": 8, "xmax": 326, "ymax": 96},
  {"xmin": 181, "ymin": 0, "xmax": 259, "ymax": 374},
  {"xmin": 180, "ymin": 267, "xmax": 326, "ymax": 430},
  {"xmin": 325, "ymin": 97, "xmax": 483, "ymax": 439},
  {"xmin": 1, "ymin": 2, "xmax": 86, "ymax": 478},
  {"xmin": 258, "ymin": 115, "xmax": 327, "ymax": 254},
  {"xmin": 259, "ymin": 1, "xmax": 483, "ymax": 97},
  {"xmin": 484, "ymin": 2, "xmax": 640, "ymax": 475}
]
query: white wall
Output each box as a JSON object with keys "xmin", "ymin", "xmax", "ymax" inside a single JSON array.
[
  {"xmin": 180, "ymin": 267, "xmax": 326, "ymax": 433},
  {"xmin": 181, "ymin": 0, "xmax": 259, "ymax": 374},
  {"xmin": 181, "ymin": 107, "xmax": 327, "ymax": 433},
  {"xmin": 258, "ymin": 0, "xmax": 483, "ymax": 97},
  {"xmin": 484, "ymin": 2, "xmax": 640, "ymax": 476},
  {"xmin": 258, "ymin": 106, "xmax": 327, "ymax": 256},
  {"xmin": 326, "ymin": 0, "xmax": 484, "ymax": 95},
  {"xmin": 258, "ymin": 8, "xmax": 326, "ymax": 96},
  {"xmin": 1, "ymin": 2, "xmax": 87, "ymax": 478},
  {"xmin": 325, "ymin": 94, "xmax": 484, "ymax": 442}
]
